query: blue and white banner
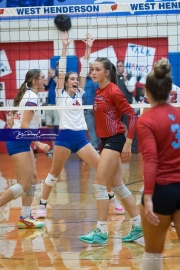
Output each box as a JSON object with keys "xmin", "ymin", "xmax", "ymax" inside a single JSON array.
[{"xmin": 0, "ymin": 1, "xmax": 180, "ymax": 19}]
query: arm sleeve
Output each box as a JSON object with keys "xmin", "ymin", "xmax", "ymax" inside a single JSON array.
[
  {"xmin": 25, "ymin": 95, "xmax": 38, "ymax": 112},
  {"xmin": 79, "ymin": 59, "xmax": 89, "ymax": 77},
  {"xmin": 137, "ymin": 117, "xmax": 158, "ymax": 194},
  {"xmin": 58, "ymin": 57, "xmax": 66, "ymax": 74},
  {"xmin": 110, "ymin": 87, "xmax": 137, "ymax": 139}
]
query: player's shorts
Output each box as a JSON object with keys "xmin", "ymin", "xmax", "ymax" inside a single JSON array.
[
  {"xmin": 6, "ymin": 141, "xmax": 31, "ymax": 156},
  {"xmin": 45, "ymin": 105, "xmax": 59, "ymax": 126},
  {"xmin": 141, "ymin": 183, "xmax": 180, "ymax": 215},
  {"xmin": 101, "ymin": 133, "xmax": 126, "ymax": 153},
  {"xmin": 55, "ymin": 129, "xmax": 89, "ymax": 153}
]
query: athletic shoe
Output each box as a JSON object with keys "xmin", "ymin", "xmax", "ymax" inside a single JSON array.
[
  {"xmin": 18, "ymin": 216, "xmax": 45, "ymax": 229},
  {"xmin": 109, "ymin": 196, "xmax": 125, "ymax": 214},
  {"xmin": 36, "ymin": 205, "xmax": 47, "ymax": 218},
  {"xmin": 47, "ymin": 149, "xmax": 54, "ymax": 158},
  {"xmin": 79, "ymin": 228, "xmax": 108, "ymax": 245},
  {"xmin": 122, "ymin": 225, "xmax": 143, "ymax": 242}
]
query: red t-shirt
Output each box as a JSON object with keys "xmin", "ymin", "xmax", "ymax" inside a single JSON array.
[
  {"xmin": 93, "ymin": 82, "xmax": 136, "ymax": 139},
  {"xmin": 137, "ymin": 103, "xmax": 180, "ymax": 194}
]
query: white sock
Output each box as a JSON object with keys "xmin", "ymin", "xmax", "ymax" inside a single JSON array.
[
  {"xmin": 131, "ymin": 215, "xmax": 141, "ymax": 226},
  {"xmin": 141, "ymin": 252, "xmax": 162, "ymax": 270},
  {"xmin": 21, "ymin": 206, "xmax": 31, "ymax": 218},
  {"xmin": 97, "ymin": 221, "xmax": 108, "ymax": 233},
  {"xmin": 40, "ymin": 199, "xmax": 47, "ymax": 205}
]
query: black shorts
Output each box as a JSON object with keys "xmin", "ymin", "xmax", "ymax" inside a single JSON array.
[
  {"xmin": 141, "ymin": 183, "xmax": 180, "ymax": 215},
  {"xmin": 101, "ymin": 133, "xmax": 126, "ymax": 153}
]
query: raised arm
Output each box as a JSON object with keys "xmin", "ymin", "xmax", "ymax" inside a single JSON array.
[
  {"xmin": 79, "ymin": 33, "xmax": 94, "ymax": 89},
  {"xmin": 125, "ymin": 75, "xmax": 137, "ymax": 93},
  {"xmin": 56, "ymin": 31, "xmax": 72, "ymax": 90},
  {"xmin": 44, "ymin": 68, "xmax": 57, "ymax": 89}
]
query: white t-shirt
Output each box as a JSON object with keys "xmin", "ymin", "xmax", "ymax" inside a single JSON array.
[
  {"xmin": 172, "ymin": 83, "xmax": 180, "ymax": 103},
  {"xmin": 56, "ymin": 88, "xmax": 87, "ymax": 130},
  {"xmin": 13, "ymin": 89, "xmax": 41, "ymax": 129}
]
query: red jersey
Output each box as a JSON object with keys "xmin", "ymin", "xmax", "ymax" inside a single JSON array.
[
  {"xmin": 93, "ymin": 82, "xmax": 136, "ymax": 139},
  {"xmin": 137, "ymin": 103, "xmax": 180, "ymax": 194}
]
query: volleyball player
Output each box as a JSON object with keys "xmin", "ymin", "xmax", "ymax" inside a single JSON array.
[
  {"xmin": 137, "ymin": 58, "xmax": 180, "ymax": 270},
  {"xmin": 0, "ymin": 69, "xmax": 50, "ymax": 228},
  {"xmin": 35, "ymin": 32, "xmax": 100, "ymax": 217},
  {"xmin": 79, "ymin": 57, "xmax": 142, "ymax": 245}
]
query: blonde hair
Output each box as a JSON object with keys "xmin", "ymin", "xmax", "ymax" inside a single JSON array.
[{"xmin": 145, "ymin": 58, "xmax": 172, "ymax": 102}]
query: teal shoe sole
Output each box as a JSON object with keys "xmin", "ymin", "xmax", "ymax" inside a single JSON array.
[
  {"xmin": 79, "ymin": 236, "xmax": 108, "ymax": 245},
  {"xmin": 122, "ymin": 232, "xmax": 143, "ymax": 242}
]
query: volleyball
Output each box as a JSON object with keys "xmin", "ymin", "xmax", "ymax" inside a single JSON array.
[{"xmin": 54, "ymin": 14, "xmax": 72, "ymax": 32}]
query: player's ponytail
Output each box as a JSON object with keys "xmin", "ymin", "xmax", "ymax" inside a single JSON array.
[{"xmin": 13, "ymin": 69, "xmax": 41, "ymax": 107}]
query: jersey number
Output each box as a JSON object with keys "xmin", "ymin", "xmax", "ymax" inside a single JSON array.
[{"xmin": 171, "ymin": 124, "xmax": 180, "ymax": 149}]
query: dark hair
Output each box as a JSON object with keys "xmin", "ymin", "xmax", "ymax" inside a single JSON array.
[
  {"xmin": 95, "ymin": 57, "xmax": 117, "ymax": 84},
  {"xmin": 13, "ymin": 69, "xmax": 41, "ymax": 107},
  {"xmin": 116, "ymin": 60, "xmax": 124, "ymax": 65},
  {"xmin": 145, "ymin": 58, "xmax": 172, "ymax": 102},
  {"xmin": 64, "ymin": 71, "xmax": 78, "ymax": 90}
]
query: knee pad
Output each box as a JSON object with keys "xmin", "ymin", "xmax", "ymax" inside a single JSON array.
[
  {"xmin": 25, "ymin": 185, "xmax": 36, "ymax": 197},
  {"xmin": 10, "ymin": 183, "xmax": 24, "ymax": 199},
  {"xmin": 112, "ymin": 184, "xmax": 131, "ymax": 199},
  {"xmin": 93, "ymin": 184, "xmax": 109, "ymax": 200},
  {"xmin": 45, "ymin": 173, "xmax": 58, "ymax": 187}
]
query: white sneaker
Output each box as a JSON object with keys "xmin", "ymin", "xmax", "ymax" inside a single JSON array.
[
  {"xmin": 36, "ymin": 205, "xmax": 47, "ymax": 218},
  {"xmin": 109, "ymin": 196, "xmax": 125, "ymax": 215}
]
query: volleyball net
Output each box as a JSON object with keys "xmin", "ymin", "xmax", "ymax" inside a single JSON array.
[{"xmin": 0, "ymin": 1, "xmax": 180, "ymax": 152}]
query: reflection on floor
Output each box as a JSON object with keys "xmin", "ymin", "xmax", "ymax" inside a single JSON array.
[{"xmin": 0, "ymin": 153, "xmax": 179, "ymax": 270}]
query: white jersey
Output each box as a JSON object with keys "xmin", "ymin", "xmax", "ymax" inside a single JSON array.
[
  {"xmin": 56, "ymin": 88, "xmax": 87, "ymax": 130},
  {"xmin": 13, "ymin": 89, "xmax": 41, "ymax": 129}
]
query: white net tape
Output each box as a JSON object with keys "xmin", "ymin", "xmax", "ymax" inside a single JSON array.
[{"xmin": 1, "ymin": 103, "xmax": 180, "ymax": 111}]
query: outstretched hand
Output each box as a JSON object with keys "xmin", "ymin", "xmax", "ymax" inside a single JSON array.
[
  {"xmin": 36, "ymin": 142, "xmax": 50, "ymax": 153},
  {"xmin": 60, "ymin": 31, "xmax": 72, "ymax": 47},
  {"xmin": 144, "ymin": 194, "xmax": 160, "ymax": 226},
  {"xmin": 48, "ymin": 68, "xmax": 56, "ymax": 78},
  {"xmin": 82, "ymin": 33, "xmax": 95, "ymax": 48}
]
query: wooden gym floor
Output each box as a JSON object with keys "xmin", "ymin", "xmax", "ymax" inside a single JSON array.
[{"xmin": 0, "ymin": 152, "xmax": 179, "ymax": 270}]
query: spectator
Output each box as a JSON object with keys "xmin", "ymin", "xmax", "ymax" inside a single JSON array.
[
  {"xmin": 44, "ymin": 63, "xmax": 60, "ymax": 157},
  {"xmin": 82, "ymin": 65, "xmax": 100, "ymax": 152},
  {"xmin": 116, "ymin": 60, "xmax": 134, "ymax": 106},
  {"xmin": 116, "ymin": 60, "xmax": 138, "ymax": 153}
]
